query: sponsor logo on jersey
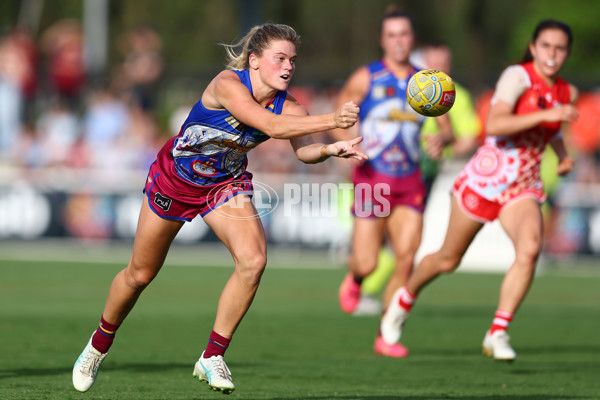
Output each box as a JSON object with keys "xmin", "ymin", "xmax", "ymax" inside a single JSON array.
[
  {"xmin": 372, "ymin": 85, "xmax": 386, "ymax": 99},
  {"xmin": 225, "ymin": 115, "xmax": 246, "ymax": 132},
  {"xmin": 192, "ymin": 161, "xmax": 217, "ymax": 177},
  {"xmin": 154, "ymin": 192, "xmax": 173, "ymax": 212}
]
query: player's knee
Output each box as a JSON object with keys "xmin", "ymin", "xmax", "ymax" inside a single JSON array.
[
  {"xmin": 350, "ymin": 254, "xmax": 378, "ymax": 277},
  {"xmin": 394, "ymin": 250, "xmax": 416, "ymax": 270},
  {"xmin": 236, "ymin": 252, "xmax": 267, "ymax": 285},
  {"xmin": 515, "ymin": 239, "xmax": 541, "ymax": 267},
  {"xmin": 437, "ymin": 253, "xmax": 461, "ymax": 274},
  {"xmin": 126, "ymin": 264, "xmax": 158, "ymax": 289}
]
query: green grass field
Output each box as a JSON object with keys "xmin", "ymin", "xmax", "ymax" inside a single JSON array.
[{"xmin": 1, "ymin": 242, "xmax": 599, "ymax": 400}]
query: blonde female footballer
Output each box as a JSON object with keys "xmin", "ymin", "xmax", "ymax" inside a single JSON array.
[{"xmin": 72, "ymin": 23, "xmax": 366, "ymax": 395}]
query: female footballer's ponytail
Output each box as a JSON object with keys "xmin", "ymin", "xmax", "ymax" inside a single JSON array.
[
  {"xmin": 520, "ymin": 19, "xmax": 573, "ymax": 63},
  {"xmin": 380, "ymin": 5, "xmax": 415, "ymax": 35},
  {"xmin": 221, "ymin": 23, "xmax": 301, "ymax": 70}
]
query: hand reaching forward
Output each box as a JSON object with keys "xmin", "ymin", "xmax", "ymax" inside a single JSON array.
[
  {"xmin": 423, "ymin": 135, "xmax": 445, "ymax": 161},
  {"xmin": 333, "ymin": 102, "xmax": 360, "ymax": 129},
  {"xmin": 556, "ymin": 156, "xmax": 574, "ymax": 176},
  {"xmin": 546, "ymin": 104, "xmax": 579, "ymax": 123},
  {"xmin": 323, "ymin": 136, "xmax": 368, "ymax": 161}
]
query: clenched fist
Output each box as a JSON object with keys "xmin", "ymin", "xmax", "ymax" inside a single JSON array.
[{"xmin": 333, "ymin": 101, "xmax": 360, "ymax": 129}]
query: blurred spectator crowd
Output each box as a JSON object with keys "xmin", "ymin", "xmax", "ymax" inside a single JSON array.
[
  {"xmin": 0, "ymin": 20, "xmax": 163, "ymax": 171},
  {"xmin": 2, "ymin": 20, "xmax": 600, "ymax": 179}
]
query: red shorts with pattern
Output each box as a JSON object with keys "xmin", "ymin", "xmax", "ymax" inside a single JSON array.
[
  {"xmin": 144, "ymin": 160, "xmax": 254, "ymax": 221},
  {"xmin": 452, "ymin": 182, "xmax": 545, "ymax": 223},
  {"xmin": 351, "ymin": 164, "xmax": 426, "ymax": 218}
]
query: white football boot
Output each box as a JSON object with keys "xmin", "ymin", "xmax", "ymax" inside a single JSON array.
[
  {"xmin": 72, "ymin": 333, "xmax": 108, "ymax": 392},
  {"xmin": 379, "ymin": 288, "xmax": 410, "ymax": 344},
  {"xmin": 482, "ymin": 330, "xmax": 517, "ymax": 361},
  {"xmin": 193, "ymin": 351, "xmax": 235, "ymax": 394},
  {"xmin": 353, "ymin": 295, "xmax": 383, "ymax": 316}
]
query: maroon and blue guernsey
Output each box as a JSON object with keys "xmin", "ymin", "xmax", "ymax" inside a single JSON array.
[
  {"xmin": 164, "ymin": 69, "xmax": 286, "ymax": 187},
  {"xmin": 349, "ymin": 60, "xmax": 430, "ymax": 216},
  {"xmin": 357, "ymin": 60, "xmax": 426, "ymax": 177}
]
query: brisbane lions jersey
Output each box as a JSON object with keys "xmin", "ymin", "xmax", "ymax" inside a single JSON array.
[
  {"xmin": 357, "ymin": 60, "xmax": 426, "ymax": 177},
  {"xmin": 163, "ymin": 69, "xmax": 287, "ymax": 187}
]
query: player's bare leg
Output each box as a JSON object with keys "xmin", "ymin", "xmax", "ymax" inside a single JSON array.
[
  {"xmin": 383, "ymin": 206, "xmax": 423, "ymax": 306},
  {"xmin": 408, "ymin": 197, "xmax": 482, "ymax": 293},
  {"xmin": 104, "ymin": 201, "xmax": 184, "ymax": 323},
  {"xmin": 374, "ymin": 206, "xmax": 422, "ymax": 357},
  {"xmin": 482, "ymin": 198, "xmax": 542, "ymax": 361},
  {"xmin": 381, "ymin": 196, "xmax": 482, "ymax": 346},
  {"xmin": 340, "ymin": 217, "xmax": 386, "ymax": 313},
  {"xmin": 203, "ymin": 196, "xmax": 268, "ymax": 338},
  {"xmin": 497, "ymin": 198, "xmax": 542, "ymax": 314},
  {"xmin": 194, "ymin": 195, "xmax": 268, "ymax": 394},
  {"xmin": 74, "ymin": 201, "xmax": 183, "ymax": 392}
]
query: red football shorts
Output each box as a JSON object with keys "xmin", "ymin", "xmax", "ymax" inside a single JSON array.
[
  {"xmin": 143, "ymin": 160, "xmax": 254, "ymax": 221},
  {"xmin": 351, "ymin": 164, "xmax": 426, "ymax": 218},
  {"xmin": 452, "ymin": 184, "xmax": 544, "ymax": 223},
  {"xmin": 452, "ymin": 185, "xmax": 502, "ymax": 223}
]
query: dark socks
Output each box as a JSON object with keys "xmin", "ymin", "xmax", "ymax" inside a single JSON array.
[
  {"xmin": 91, "ymin": 315, "xmax": 121, "ymax": 354},
  {"xmin": 204, "ymin": 330, "xmax": 231, "ymax": 358}
]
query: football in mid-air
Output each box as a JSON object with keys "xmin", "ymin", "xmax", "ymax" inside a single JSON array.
[{"xmin": 406, "ymin": 69, "xmax": 456, "ymax": 117}]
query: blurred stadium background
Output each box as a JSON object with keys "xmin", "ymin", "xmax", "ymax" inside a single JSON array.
[{"xmin": 1, "ymin": 0, "xmax": 600, "ymax": 270}]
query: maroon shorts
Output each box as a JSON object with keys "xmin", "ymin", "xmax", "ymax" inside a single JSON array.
[
  {"xmin": 143, "ymin": 160, "xmax": 254, "ymax": 221},
  {"xmin": 351, "ymin": 164, "xmax": 426, "ymax": 218}
]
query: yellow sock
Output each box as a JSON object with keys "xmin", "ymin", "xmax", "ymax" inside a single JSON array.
[{"xmin": 361, "ymin": 247, "xmax": 395, "ymax": 296}]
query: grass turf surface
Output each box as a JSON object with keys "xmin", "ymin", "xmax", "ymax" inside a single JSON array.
[{"xmin": 1, "ymin": 246, "xmax": 599, "ymax": 400}]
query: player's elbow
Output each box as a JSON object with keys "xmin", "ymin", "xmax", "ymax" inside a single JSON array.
[
  {"xmin": 262, "ymin": 120, "xmax": 289, "ymax": 139},
  {"xmin": 269, "ymin": 131, "xmax": 289, "ymax": 139},
  {"xmin": 453, "ymin": 137, "xmax": 479, "ymax": 157},
  {"xmin": 485, "ymin": 120, "xmax": 503, "ymax": 137},
  {"xmin": 294, "ymin": 148, "xmax": 317, "ymax": 164},
  {"xmin": 298, "ymin": 157, "xmax": 318, "ymax": 164}
]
